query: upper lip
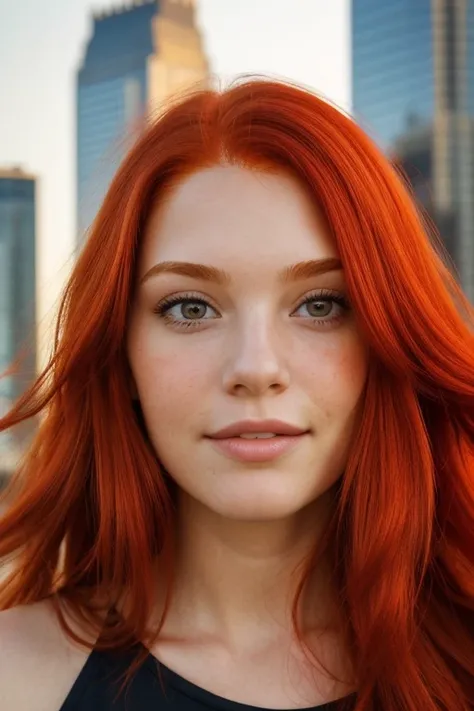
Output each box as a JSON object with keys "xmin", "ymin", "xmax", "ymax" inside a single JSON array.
[{"xmin": 208, "ymin": 420, "xmax": 309, "ymax": 439}]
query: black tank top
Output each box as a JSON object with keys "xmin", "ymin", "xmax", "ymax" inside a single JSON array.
[{"xmin": 59, "ymin": 643, "xmax": 358, "ymax": 711}]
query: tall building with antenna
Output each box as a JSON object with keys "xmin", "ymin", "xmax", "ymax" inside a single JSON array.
[{"xmin": 76, "ymin": 0, "xmax": 209, "ymax": 242}]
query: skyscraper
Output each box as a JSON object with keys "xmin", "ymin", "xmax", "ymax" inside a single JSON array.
[
  {"xmin": 76, "ymin": 0, "xmax": 209, "ymax": 241},
  {"xmin": 0, "ymin": 168, "xmax": 37, "ymax": 475},
  {"xmin": 352, "ymin": 0, "xmax": 474, "ymax": 300}
]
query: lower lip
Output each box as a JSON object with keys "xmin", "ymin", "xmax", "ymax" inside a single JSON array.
[{"xmin": 207, "ymin": 434, "xmax": 307, "ymax": 463}]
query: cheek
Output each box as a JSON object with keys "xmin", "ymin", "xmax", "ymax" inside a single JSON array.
[
  {"xmin": 298, "ymin": 333, "xmax": 368, "ymax": 416},
  {"xmin": 129, "ymin": 331, "xmax": 212, "ymax": 420}
]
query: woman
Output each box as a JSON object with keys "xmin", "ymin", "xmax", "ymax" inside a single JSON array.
[{"xmin": 0, "ymin": 77, "xmax": 473, "ymax": 711}]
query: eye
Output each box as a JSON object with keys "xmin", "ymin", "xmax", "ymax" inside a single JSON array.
[
  {"xmin": 292, "ymin": 291, "xmax": 349, "ymax": 325},
  {"xmin": 169, "ymin": 300, "xmax": 214, "ymax": 321},
  {"xmin": 154, "ymin": 294, "xmax": 220, "ymax": 328},
  {"xmin": 297, "ymin": 299, "xmax": 334, "ymax": 318}
]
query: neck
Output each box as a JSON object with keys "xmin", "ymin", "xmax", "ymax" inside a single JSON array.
[{"xmin": 160, "ymin": 488, "xmax": 339, "ymax": 648}]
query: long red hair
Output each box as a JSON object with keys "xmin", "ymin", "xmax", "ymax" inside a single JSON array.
[{"xmin": 1, "ymin": 77, "xmax": 474, "ymax": 710}]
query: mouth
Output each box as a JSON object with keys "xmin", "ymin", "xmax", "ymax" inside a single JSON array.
[{"xmin": 206, "ymin": 420, "xmax": 310, "ymax": 463}]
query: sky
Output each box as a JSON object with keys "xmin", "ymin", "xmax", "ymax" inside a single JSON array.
[{"xmin": 0, "ymin": 0, "xmax": 351, "ymax": 364}]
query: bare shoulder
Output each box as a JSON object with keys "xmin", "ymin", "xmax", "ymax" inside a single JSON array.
[{"xmin": 0, "ymin": 598, "xmax": 93, "ymax": 711}]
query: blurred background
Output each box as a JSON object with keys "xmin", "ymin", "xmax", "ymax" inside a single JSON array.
[{"xmin": 0, "ymin": 0, "xmax": 473, "ymax": 486}]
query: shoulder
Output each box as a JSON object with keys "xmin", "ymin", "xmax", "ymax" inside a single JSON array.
[{"xmin": 0, "ymin": 598, "xmax": 93, "ymax": 711}]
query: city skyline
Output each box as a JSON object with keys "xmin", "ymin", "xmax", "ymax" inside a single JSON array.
[{"xmin": 0, "ymin": 0, "xmax": 350, "ymax": 370}]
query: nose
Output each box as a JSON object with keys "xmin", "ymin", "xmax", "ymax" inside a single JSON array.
[{"xmin": 221, "ymin": 313, "xmax": 290, "ymax": 398}]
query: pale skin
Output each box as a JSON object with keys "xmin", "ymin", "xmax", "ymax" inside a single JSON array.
[{"xmin": 0, "ymin": 165, "xmax": 367, "ymax": 710}]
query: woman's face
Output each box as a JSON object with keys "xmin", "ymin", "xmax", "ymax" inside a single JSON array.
[{"xmin": 127, "ymin": 165, "xmax": 368, "ymax": 521}]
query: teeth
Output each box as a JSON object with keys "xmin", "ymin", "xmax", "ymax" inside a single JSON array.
[{"xmin": 239, "ymin": 433, "xmax": 277, "ymax": 439}]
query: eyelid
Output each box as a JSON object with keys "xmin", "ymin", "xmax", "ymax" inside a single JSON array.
[
  {"xmin": 292, "ymin": 288, "xmax": 348, "ymax": 310},
  {"xmin": 155, "ymin": 291, "xmax": 220, "ymax": 312}
]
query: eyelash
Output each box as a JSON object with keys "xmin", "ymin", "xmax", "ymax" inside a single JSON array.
[{"xmin": 153, "ymin": 290, "xmax": 350, "ymax": 330}]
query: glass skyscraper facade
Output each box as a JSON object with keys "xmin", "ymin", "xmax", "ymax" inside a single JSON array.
[
  {"xmin": 0, "ymin": 169, "xmax": 36, "ymax": 474},
  {"xmin": 76, "ymin": 0, "xmax": 208, "ymax": 242},
  {"xmin": 352, "ymin": 0, "xmax": 474, "ymax": 300},
  {"xmin": 77, "ymin": 2, "xmax": 156, "ymax": 237}
]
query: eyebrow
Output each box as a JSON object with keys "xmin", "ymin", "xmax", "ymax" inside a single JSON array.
[{"xmin": 139, "ymin": 257, "xmax": 343, "ymax": 285}]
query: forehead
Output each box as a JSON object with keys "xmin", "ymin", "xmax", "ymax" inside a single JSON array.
[{"xmin": 140, "ymin": 165, "xmax": 338, "ymax": 269}]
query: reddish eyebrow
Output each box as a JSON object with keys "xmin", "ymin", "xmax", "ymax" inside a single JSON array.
[
  {"xmin": 139, "ymin": 257, "xmax": 342, "ymax": 285},
  {"xmin": 140, "ymin": 261, "xmax": 232, "ymax": 285},
  {"xmin": 279, "ymin": 257, "xmax": 342, "ymax": 282}
]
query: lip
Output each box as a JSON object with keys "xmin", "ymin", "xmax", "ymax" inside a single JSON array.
[
  {"xmin": 206, "ymin": 420, "xmax": 310, "ymax": 463},
  {"xmin": 209, "ymin": 419, "xmax": 309, "ymax": 439}
]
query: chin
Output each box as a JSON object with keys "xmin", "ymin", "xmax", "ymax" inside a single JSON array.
[
  {"xmin": 173, "ymin": 465, "xmax": 339, "ymax": 522},
  {"xmin": 204, "ymin": 488, "xmax": 317, "ymax": 522}
]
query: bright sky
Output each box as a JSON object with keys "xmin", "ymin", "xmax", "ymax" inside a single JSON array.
[{"xmin": 0, "ymin": 0, "xmax": 350, "ymax": 363}]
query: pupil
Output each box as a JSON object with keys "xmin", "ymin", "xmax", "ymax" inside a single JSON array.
[
  {"xmin": 308, "ymin": 300, "xmax": 331, "ymax": 317},
  {"xmin": 183, "ymin": 302, "xmax": 205, "ymax": 319}
]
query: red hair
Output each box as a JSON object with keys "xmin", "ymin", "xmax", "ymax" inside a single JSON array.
[{"xmin": 1, "ymin": 77, "xmax": 474, "ymax": 710}]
